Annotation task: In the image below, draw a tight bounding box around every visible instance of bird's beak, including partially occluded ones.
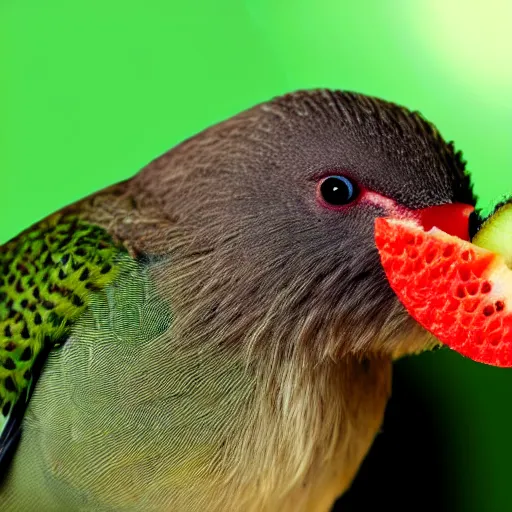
[411,203,475,241]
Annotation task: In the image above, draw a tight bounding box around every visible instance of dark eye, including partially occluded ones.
[318,176,358,207]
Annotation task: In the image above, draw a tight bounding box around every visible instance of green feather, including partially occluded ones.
[2,247,255,510]
[0,213,127,436]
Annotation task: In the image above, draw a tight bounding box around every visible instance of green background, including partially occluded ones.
[1,1,511,510]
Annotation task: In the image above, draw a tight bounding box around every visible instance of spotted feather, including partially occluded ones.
[0,213,126,466]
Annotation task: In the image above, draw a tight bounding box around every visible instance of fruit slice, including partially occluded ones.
[375,216,512,367]
[473,202,512,267]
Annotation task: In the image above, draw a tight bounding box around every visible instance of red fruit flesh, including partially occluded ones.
[375,217,512,367]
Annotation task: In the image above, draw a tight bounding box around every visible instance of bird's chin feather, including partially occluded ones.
[216,353,391,511]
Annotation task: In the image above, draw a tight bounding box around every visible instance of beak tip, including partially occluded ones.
[469,210,484,240]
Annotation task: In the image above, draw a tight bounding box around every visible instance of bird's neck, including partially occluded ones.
[217,351,392,511]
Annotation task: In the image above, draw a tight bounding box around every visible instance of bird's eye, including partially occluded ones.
[318,176,358,207]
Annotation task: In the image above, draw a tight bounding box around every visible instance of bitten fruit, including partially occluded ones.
[375,216,512,367]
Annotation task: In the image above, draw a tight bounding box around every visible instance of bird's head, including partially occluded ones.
[135,90,476,364]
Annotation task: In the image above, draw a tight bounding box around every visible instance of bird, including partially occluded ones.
[0,89,477,511]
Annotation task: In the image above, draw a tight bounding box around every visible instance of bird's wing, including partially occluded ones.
[0,212,129,475]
